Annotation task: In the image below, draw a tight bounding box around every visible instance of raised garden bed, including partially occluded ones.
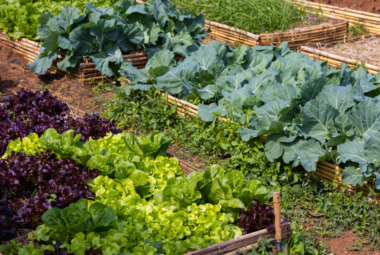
[160,93,380,206]
[138,0,348,49]
[205,19,348,49]
[298,35,380,74]
[0,89,290,254]
[0,32,185,85]
[124,39,380,207]
[291,0,380,35]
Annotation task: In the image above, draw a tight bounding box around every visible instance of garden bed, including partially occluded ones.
[291,0,380,35]
[0,88,290,254]
[157,92,380,206]
[0,32,184,85]
[205,17,348,49]
[298,35,380,74]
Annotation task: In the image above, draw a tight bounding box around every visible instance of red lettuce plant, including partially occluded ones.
[0,89,121,155]
[237,199,275,234]
[0,200,15,241]
[0,152,99,235]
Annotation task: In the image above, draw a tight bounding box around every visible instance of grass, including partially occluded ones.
[171,0,318,34]
[349,23,369,37]
[279,179,380,252]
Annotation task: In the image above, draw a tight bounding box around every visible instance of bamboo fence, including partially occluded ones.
[299,45,380,74]
[204,21,260,47]
[205,20,348,49]
[290,0,380,35]
[133,0,348,49]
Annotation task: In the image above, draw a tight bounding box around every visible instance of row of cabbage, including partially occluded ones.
[25,0,207,76]
[124,41,380,188]
[0,91,271,254]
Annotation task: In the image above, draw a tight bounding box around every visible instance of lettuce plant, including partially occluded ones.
[28,0,207,75]
[26,161,268,254]
[0,0,119,40]
[0,200,15,241]
[0,89,121,156]
[0,151,99,233]
[237,199,275,234]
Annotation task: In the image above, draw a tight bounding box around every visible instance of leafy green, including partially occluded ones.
[9,130,270,254]
[0,0,119,40]
[124,40,380,187]
[28,0,207,74]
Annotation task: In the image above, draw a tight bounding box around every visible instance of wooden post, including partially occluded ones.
[273,192,282,251]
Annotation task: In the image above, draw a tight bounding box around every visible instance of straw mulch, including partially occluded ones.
[315,35,380,66]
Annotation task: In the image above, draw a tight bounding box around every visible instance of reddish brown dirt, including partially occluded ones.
[310,0,380,14]
[316,232,380,254]
[0,45,113,113]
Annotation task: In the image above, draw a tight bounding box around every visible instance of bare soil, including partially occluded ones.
[312,35,380,67]
[317,232,380,254]
[310,0,380,14]
[0,45,113,113]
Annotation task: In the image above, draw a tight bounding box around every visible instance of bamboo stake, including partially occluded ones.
[0,40,40,55]
[204,31,259,46]
[167,99,198,112]
[260,29,348,41]
[291,0,380,18]
[0,37,40,52]
[304,6,380,23]
[300,51,379,74]
[300,46,380,72]
[0,36,39,49]
[204,20,260,40]
[292,0,380,20]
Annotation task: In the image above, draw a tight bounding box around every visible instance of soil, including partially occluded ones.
[311,35,380,66]
[0,45,113,113]
[316,232,380,254]
[310,0,380,14]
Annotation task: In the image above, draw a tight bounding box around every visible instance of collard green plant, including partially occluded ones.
[28,0,207,75]
[125,40,380,188]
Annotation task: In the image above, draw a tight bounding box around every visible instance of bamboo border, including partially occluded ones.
[290,0,380,35]
[0,32,152,85]
[299,45,380,74]
[133,0,348,49]
[204,19,348,49]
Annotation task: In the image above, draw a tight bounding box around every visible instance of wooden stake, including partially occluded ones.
[273,192,281,243]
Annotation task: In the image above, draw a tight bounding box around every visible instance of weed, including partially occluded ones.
[349,23,369,37]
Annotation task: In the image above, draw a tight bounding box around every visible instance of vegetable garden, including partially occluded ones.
[1,0,380,254]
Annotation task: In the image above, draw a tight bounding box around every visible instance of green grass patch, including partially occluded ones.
[171,0,315,34]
